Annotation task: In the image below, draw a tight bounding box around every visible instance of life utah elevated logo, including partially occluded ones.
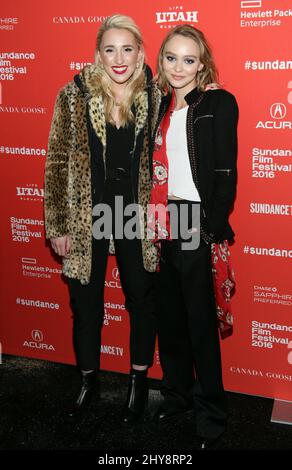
[155,4,199,29]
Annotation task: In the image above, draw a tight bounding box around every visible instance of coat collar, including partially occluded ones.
[74,64,106,148]
[75,64,148,149]
[159,86,204,111]
[184,87,204,106]
[133,89,148,141]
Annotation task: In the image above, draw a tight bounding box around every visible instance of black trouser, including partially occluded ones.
[155,200,227,439]
[68,180,156,371]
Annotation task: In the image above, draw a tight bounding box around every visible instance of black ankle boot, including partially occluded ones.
[121,369,149,424]
[67,370,98,419]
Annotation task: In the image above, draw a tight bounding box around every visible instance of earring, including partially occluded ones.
[136,63,140,69]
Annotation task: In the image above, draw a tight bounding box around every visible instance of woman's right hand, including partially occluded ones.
[50,235,72,258]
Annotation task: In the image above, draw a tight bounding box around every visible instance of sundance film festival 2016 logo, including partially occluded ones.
[251,320,292,350]
[251,147,292,180]
[103,301,124,326]
[256,102,292,129]
[10,216,43,244]
[156,5,198,29]
[23,330,55,351]
[0,51,35,81]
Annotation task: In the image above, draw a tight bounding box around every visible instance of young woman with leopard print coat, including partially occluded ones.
[44,14,161,424]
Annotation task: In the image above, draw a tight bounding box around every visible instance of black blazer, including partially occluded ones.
[158,87,239,243]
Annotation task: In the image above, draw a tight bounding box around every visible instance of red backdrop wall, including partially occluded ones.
[1,0,292,401]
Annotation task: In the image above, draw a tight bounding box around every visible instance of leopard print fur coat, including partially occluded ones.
[44,64,162,284]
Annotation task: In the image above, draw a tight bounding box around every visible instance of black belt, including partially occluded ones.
[106,167,131,180]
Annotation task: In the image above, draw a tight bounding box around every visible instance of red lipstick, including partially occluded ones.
[112,66,128,75]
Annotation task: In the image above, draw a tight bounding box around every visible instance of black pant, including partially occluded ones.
[155,201,227,439]
[68,180,156,371]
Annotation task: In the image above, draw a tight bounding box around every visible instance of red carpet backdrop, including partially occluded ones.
[0,0,291,401]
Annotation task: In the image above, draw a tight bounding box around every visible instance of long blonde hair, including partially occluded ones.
[95,14,145,127]
[157,25,218,93]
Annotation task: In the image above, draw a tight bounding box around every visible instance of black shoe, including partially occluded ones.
[67,370,98,419]
[121,369,149,424]
[153,403,193,425]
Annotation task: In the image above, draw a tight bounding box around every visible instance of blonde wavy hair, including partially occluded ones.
[95,14,145,127]
[157,25,218,93]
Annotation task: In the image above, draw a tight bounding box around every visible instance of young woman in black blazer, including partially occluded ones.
[149,25,238,448]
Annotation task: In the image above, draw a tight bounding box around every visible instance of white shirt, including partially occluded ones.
[166,106,201,202]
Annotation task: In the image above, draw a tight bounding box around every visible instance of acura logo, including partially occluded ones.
[112,268,120,280]
[270,103,286,120]
[31,330,43,342]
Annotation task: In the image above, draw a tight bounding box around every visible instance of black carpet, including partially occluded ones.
[1,354,292,458]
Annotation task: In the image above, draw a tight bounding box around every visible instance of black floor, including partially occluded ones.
[1,355,292,457]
